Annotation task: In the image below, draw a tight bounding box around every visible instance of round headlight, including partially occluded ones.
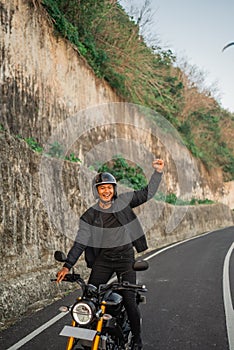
[71,301,95,325]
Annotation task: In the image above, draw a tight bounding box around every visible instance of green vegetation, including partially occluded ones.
[24,137,43,153]
[97,154,147,190]
[41,0,234,180]
[45,141,81,162]
[18,136,82,163]
[96,155,214,205]
[178,110,234,178]
[46,141,64,158]
[41,0,183,118]
[65,153,81,163]
[155,192,214,205]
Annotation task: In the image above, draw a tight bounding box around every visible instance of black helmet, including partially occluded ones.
[92,172,117,199]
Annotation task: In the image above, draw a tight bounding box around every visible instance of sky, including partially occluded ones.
[119,0,234,113]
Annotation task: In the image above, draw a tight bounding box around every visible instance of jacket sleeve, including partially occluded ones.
[133,234,148,253]
[63,241,86,270]
[63,216,91,270]
[129,170,162,208]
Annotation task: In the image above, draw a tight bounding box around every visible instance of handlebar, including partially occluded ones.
[99,280,147,295]
[51,273,84,284]
[51,274,147,294]
[115,281,147,292]
[121,281,147,290]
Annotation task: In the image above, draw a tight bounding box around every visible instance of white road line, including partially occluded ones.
[6,311,68,350]
[144,229,213,261]
[223,242,234,350]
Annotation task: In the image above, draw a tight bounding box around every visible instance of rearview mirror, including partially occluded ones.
[54,250,67,262]
[133,260,149,271]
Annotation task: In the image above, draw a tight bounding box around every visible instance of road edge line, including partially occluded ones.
[223,242,234,350]
[6,311,68,350]
[144,229,213,261]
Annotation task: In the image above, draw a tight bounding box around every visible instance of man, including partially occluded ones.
[57,158,164,349]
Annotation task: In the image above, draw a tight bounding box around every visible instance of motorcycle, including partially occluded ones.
[52,251,148,350]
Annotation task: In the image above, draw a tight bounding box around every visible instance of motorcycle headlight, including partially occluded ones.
[71,301,95,325]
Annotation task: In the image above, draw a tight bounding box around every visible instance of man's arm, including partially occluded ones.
[129,170,162,208]
[56,216,91,282]
[63,241,86,270]
[129,159,164,208]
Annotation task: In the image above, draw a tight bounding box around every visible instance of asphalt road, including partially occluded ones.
[141,226,234,350]
[1,226,233,350]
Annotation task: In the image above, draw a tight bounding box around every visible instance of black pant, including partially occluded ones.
[88,257,141,342]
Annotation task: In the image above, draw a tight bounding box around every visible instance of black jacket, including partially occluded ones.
[64,170,162,269]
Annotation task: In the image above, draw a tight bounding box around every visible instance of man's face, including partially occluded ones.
[97,184,114,202]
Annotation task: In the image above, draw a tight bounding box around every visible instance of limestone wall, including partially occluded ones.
[0,0,122,143]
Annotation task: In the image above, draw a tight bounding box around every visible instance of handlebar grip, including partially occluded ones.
[64,273,81,282]
[51,274,82,283]
[122,281,147,290]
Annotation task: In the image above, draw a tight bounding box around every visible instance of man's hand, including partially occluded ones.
[152,159,164,173]
[56,267,69,283]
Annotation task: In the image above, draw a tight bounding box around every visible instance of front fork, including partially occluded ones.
[66,320,76,350]
[65,302,107,350]
[92,302,106,350]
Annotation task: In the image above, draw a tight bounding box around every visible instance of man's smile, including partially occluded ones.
[97,184,115,202]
